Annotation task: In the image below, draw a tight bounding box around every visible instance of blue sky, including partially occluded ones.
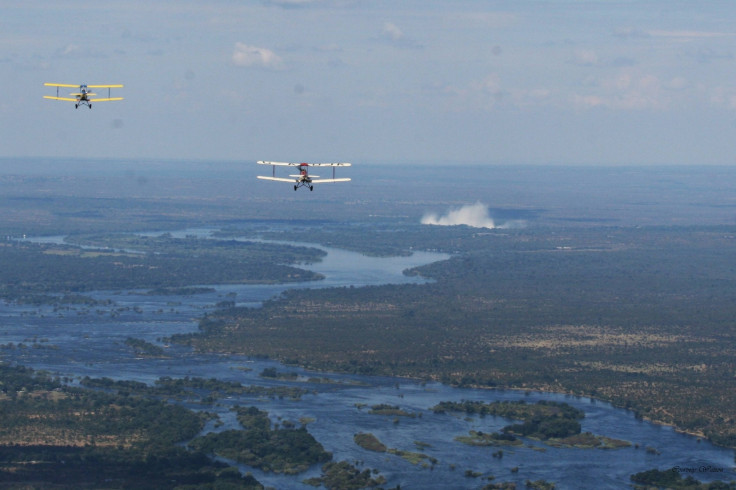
[3,0,736,165]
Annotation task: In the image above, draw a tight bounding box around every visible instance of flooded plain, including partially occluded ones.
[1,231,734,489]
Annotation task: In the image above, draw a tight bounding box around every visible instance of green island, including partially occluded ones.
[144,286,216,296]
[260,366,299,380]
[368,403,417,417]
[435,400,630,449]
[455,430,523,447]
[303,461,387,489]
[546,432,631,449]
[80,375,309,401]
[10,293,112,307]
[189,405,331,474]
[0,364,263,488]
[353,432,435,467]
[354,432,387,452]
[630,468,733,489]
[124,337,167,357]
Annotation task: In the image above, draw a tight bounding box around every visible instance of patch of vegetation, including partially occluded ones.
[353,432,387,452]
[387,448,432,465]
[11,293,112,306]
[80,375,309,401]
[525,480,556,490]
[547,431,630,449]
[189,406,332,474]
[435,400,584,440]
[481,482,518,490]
[353,432,434,466]
[368,403,416,417]
[0,238,324,301]
[630,468,733,489]
[455,430,523,447]
[303,461,386,489]
[124,337,166,357]
[260,367,299,380]
[0,364,263,489]
[145,286,216,295]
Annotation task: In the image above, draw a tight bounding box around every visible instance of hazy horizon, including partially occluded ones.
[2,156,735,230]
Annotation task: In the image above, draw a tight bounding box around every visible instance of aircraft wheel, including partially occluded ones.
[89,105,92,109]
[75,104,78,109]
[294,185,297,191]
[309,186,313,191]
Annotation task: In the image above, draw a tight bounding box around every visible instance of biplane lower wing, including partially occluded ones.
[88,97,124,102]
[257,176,298,183]
[43,96,79,102]
[257,160,351,190]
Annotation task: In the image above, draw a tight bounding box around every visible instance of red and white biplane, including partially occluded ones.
[257,161,351,191]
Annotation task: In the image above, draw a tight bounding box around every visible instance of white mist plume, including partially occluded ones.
[421,202,497,229]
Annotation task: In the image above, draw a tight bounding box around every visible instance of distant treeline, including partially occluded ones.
[0,237,324,300]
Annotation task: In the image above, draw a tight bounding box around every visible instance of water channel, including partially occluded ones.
[1,229,734,488]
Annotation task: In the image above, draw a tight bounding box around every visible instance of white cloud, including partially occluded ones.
[379,21,420,48]
[433,73,552,112]
[648,30,736,39]
[710,86,736,110]
[232,43,284,70]
[569,48,599,66]
[572,70,672,110]
[382,22,404,42]
[613,27,650,39]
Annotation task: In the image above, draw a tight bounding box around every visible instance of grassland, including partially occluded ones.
[0,365,264,488]
[175,225,736,448]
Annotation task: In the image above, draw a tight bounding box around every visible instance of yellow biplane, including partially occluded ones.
[43,83,123,109]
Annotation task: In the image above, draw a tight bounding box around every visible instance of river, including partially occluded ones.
[2,229,734,489]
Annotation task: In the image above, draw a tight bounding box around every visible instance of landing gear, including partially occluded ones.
[294,185,298,191]
[309,185,313,191]
[75,104,78,109]
[89,104,92,109]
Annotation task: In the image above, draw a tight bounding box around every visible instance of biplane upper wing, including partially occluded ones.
[257,161,297,166]
[44,83,123,102]
[44,83,124,88]
[257,161,351,167]
[309,178,351,183]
